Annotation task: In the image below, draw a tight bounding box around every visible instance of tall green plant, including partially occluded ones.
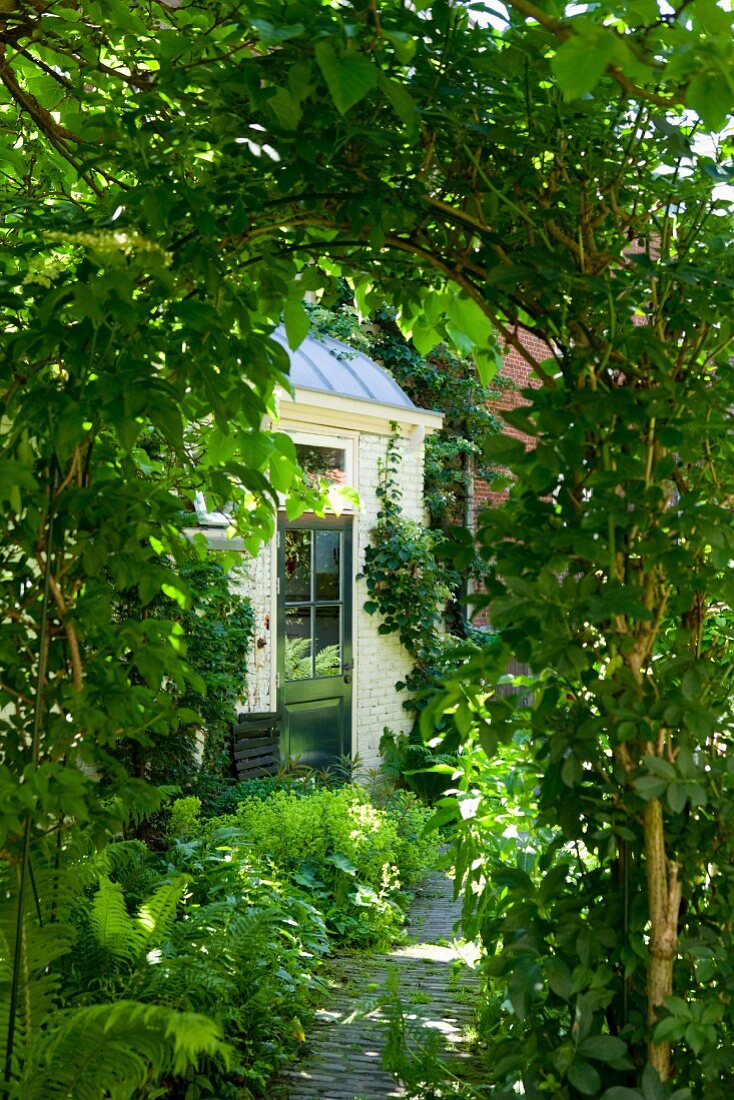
[424,325,734,1093]
[363,433,452,666]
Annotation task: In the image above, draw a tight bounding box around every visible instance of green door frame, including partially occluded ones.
[276,514,353,766]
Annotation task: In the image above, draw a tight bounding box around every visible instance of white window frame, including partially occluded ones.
[287,429,357,506]
[193,491,232,528]
[194,431,357,527]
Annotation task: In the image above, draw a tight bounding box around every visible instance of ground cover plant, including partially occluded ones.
[175,782,440,946]
[1,1,732,1097]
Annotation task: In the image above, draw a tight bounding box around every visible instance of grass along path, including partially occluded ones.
[276,870,480,1100]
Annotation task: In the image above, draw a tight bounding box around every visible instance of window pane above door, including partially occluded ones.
[295,443,346,489]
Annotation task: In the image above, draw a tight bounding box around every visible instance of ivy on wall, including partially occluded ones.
[362,432,452,667]
[308,301,503,534]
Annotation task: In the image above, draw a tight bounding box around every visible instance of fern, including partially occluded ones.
[88,874,187,967]
[89,877,137,963]
[135,875,187,950]
[0,902,74,1058]
[285,637,341,680]
[18,1000,231,1099]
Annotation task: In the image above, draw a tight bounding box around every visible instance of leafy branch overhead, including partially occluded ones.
[1,0,733,1097]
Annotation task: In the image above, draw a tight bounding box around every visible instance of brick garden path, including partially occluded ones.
[278,871,480,1099]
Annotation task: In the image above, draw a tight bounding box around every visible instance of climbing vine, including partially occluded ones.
[362,433,487,800]
[308,301,503,534]
[362,432,451,666]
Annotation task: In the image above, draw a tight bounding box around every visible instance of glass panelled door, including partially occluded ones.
[277,517,353,766]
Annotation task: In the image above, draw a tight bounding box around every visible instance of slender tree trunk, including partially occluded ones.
[644,797,682,1080]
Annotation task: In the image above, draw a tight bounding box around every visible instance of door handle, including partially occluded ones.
[343,673,352,684]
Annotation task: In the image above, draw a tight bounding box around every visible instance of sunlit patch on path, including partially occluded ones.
[278,871,480,1099]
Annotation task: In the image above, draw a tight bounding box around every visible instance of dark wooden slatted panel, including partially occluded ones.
[232,713,281,780]
[234,737,280,759]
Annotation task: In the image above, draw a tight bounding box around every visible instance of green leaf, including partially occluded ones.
[0,460,38,500]
[643,755,676,780]
[663,995,692,1019]
[578,1035,628,1062]
[284,298,310,350]
[251,19,305,45]
[687,71,732,132]
[377,71,418,132]
[326,852,358,875]
[445,293,494,352]
[508,959,542,1020]
[667,781,687,814]
[633,775,668,801]
[315,43,377,115]
[267,87,303,130]
[641,1063,665,1100]
[568,1060,601,1095]
[551,32,620,99]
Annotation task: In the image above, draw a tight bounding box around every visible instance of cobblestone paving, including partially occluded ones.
[278,871,479,1100]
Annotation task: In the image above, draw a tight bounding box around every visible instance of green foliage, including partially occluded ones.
[362,433,452,662]
[285,636,340,680]
[167,796,204,844]
[0,0,732,1094]
[0,841,233,1099]
[309,303,503,532]
[380,728,457,805]
[363,435,499,797]
[194,775,280,818]
[424,378,734,1093]
[57,838,328,1098]
[178,784,439,945]
[114,555,254,788]
[19,1002,230,1100]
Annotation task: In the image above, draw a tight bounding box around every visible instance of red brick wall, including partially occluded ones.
[471,327,551,625]
[473,326,549,522]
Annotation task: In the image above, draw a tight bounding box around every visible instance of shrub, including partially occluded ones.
[380,727,458,804]
[171,784,439,945]
[167,795,203,842]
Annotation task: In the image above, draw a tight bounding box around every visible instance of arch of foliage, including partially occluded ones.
[0,0,732,1096]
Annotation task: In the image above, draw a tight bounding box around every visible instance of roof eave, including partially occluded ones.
[278,385,444,433]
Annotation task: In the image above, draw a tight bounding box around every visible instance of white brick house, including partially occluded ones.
[199,328,442,773]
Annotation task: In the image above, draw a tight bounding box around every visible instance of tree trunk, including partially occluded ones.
[644,797,682,1080]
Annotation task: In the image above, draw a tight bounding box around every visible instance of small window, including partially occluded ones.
[288,431,356,504]
[295,442,346,488]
